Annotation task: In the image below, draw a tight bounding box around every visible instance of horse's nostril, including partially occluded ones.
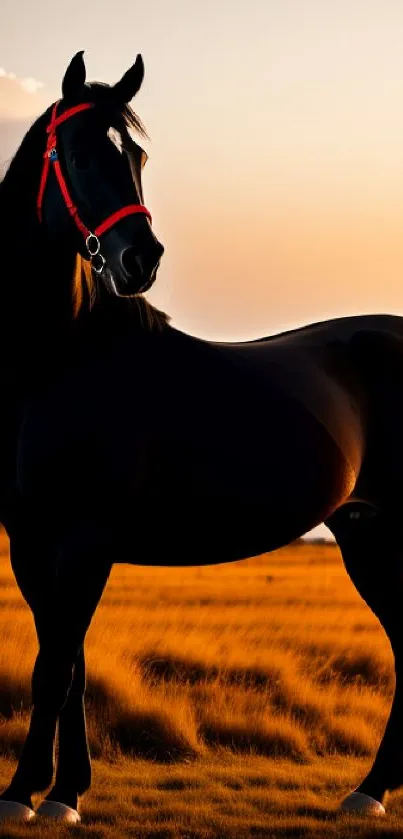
[121,247,142,279]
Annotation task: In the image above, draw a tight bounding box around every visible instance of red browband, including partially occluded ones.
[36,100,152,263]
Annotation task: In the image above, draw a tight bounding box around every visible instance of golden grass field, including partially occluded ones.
[0,528,402,838]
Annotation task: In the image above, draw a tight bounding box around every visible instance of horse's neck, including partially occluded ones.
[0,236,79,528]
[0,125,85,523]
[0,233,78,382]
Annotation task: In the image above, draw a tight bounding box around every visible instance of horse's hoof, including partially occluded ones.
[36,799,81,822]
[339,791,385,816]
[0,800,36,821]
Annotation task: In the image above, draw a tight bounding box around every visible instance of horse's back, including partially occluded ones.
[208,313,403,476]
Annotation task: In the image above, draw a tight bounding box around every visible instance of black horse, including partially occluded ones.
[0,51,401,822]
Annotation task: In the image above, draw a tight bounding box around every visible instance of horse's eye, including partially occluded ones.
[71,150,91,170]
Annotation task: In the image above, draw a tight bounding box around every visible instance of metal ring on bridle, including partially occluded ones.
[90,253,106,274]
[85,233,101,257]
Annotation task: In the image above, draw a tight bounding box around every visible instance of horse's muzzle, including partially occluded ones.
[100,216,164,296]
[120,240,164,294]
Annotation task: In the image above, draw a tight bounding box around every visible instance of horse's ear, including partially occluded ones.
[113,55,144,103]
[62,51,86,99]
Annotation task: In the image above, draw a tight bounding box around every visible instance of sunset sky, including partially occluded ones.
[2,1,403,539]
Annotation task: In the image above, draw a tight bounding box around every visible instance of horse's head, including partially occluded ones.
[38,51,164,296]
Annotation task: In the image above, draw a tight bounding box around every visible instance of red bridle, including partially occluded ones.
[36,100,152,272]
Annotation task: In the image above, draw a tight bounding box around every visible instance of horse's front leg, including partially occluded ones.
[38,645,91,816]
[0,526,111,821]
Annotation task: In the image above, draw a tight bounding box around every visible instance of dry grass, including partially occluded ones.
[0,529,401,837]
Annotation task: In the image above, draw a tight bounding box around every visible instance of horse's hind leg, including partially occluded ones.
[325,501,403,814]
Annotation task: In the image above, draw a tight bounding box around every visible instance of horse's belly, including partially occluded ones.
[113,499,289,565]
[110,399,354,566]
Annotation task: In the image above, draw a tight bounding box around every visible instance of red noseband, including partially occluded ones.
[36,100,152,272]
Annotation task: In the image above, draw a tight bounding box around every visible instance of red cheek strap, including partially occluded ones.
[36,100,152,249]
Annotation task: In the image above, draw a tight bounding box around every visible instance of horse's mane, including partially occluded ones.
[0,84,170,334]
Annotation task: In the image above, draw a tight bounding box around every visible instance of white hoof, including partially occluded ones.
[36,799,81,822]
[339,791,386,816]
[0,800,36,821]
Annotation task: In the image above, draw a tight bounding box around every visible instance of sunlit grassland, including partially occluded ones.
[0,528,402,838]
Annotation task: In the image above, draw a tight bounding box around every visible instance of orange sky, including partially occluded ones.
[2,0,403,538]
[2,1,403,339]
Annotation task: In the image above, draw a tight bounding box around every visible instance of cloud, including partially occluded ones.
[0,67,44,95]
[20,77,45,94]
[0,69,48,167]
[0,69,16,80]
[0,68,47,122]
